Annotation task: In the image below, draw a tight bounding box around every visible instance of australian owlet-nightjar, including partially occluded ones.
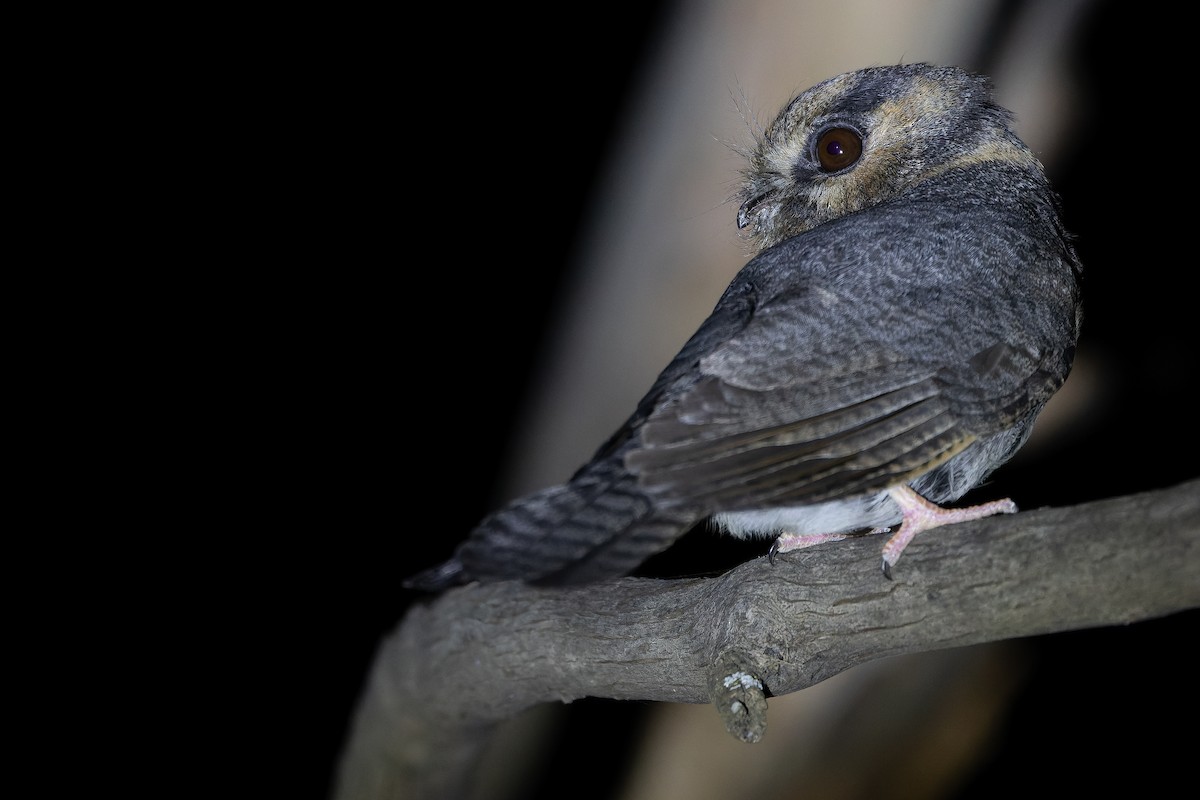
[408,62,1083,589]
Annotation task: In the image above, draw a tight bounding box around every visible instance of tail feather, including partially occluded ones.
[405,455,701,589]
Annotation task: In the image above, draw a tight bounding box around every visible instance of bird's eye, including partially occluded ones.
[815,127,863,172]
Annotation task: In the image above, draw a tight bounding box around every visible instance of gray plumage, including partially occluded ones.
[407,63,1082,590]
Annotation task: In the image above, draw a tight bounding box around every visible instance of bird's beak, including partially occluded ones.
[737,194,767,229]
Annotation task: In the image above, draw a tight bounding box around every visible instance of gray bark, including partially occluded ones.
[333,478,1200,800]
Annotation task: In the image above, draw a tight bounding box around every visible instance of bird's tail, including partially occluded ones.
[404,455,701,590]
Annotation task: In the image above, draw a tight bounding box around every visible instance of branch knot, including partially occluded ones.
[708,649,768,743]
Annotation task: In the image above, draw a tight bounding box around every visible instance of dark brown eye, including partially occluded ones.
[815,127,862,172]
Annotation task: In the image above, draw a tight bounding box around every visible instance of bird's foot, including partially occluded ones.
[877,485,1018,579]
[768,531,849,564]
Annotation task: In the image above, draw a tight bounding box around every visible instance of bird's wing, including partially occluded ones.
[626,206,1072,511]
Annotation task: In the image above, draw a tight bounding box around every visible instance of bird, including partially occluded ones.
[407,62,1083,590]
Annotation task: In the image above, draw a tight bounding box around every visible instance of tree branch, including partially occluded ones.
[333,479,1200,800]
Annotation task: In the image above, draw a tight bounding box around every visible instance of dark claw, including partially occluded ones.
[881,558,893,581]
[768,539,780,565]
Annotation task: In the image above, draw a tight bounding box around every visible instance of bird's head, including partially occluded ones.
[737,63,1043,251]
